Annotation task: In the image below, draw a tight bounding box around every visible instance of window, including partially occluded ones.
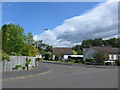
[118,55,120,59]
[111,55,114,59]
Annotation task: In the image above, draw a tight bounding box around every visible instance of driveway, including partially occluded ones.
[2,62,118,88]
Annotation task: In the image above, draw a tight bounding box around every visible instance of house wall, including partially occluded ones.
[83,48,97,60]
[53,55,55,60]
[36,55,42,58]
[109,54,120,60]
[53,55,83,60]
[64,55,69,60]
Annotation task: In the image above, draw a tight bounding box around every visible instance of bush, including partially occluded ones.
[21,44,38,56]
[2,52,10,61]
[115,59,120,66]
[86,58,95,63]
[22,66,26,69]
[55,53,60,61]
[25,57,31,70]
[105,62,111,65]
[44,52,51,60]
[10,52,22,56]
[40,58,44,61]
[73,60,80,63]
[13,65,21,70]
[94,51,108,65]
[72,50,78,55]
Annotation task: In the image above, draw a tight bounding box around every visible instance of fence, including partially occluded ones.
[2,56,36,72]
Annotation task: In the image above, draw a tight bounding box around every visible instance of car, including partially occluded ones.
[104,60,115,63]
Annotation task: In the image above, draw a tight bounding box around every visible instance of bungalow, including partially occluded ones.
[83,46,120,61]
[52,47,83,60]
[35,52,42,61]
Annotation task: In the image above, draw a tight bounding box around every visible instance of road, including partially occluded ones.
[2,62,118,88]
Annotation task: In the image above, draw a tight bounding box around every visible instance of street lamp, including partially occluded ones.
[37,29,49,49]
[35,29,49,67]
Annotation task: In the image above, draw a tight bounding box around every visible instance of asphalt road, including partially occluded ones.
[2,62,118,88]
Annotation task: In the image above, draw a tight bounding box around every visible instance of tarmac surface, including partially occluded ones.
[2,61,118,88]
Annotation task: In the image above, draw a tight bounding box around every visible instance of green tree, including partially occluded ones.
[93,38,103,46]
[94,51,108,65]
[26,32,34,45]
[72,50,78,55]
[115,38,120,48]
[72,45,83,55]
[45,45,53,52]
[82,39,94,48]
[1,24,9,53]
[21,44,38,56]
[1,24,26,54]
[55,53,60,61]
[108,38,116,47]
[44,52,51,60]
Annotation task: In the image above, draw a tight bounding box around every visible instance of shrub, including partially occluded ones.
[44,52,51,60]
[21,44,38,56]
[73,60,80,63]
[2,52,10,61]
[22,66,26,69]
[10,52,22,56]
[13,65,21,70]
[94,51,108,65]
[72,50,78,55]
[115,59,120,66]
[40,58,44,61]
[105,62,111,65]
[25,57,31,70]
[55,53,60,61]
[86,58,95,63]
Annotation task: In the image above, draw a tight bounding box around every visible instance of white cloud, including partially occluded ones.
[34,0,118,47]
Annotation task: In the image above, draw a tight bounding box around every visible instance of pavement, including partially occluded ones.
[2,62,50,81]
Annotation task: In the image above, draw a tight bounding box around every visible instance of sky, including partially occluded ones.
[2,0,118,47]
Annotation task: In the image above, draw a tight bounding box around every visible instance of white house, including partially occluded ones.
[52,47,83,60]
[83,46,120,61]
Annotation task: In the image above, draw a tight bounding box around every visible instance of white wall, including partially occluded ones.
[64,55,69,60]
[63,55,83,60]
[109,54,120,60]
[52,55,55,60]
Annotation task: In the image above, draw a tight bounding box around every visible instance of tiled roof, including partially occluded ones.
[52,47,72,55]
[92,46,120,54]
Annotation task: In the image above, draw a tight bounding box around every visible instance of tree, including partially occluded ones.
[72,50,78,55]
[108,38,116,47]
[115,38,120,48]
[72,45,83,55]
[45,45,52,52]
[21,44,38,56]
[82,39,94,48]
[1,24,26,54]
[1,24,9,53]
[115,59,120,66]
[26,32,34,45]
[94,51,108,65]
[55,53,60,61]
[44,52,51,60]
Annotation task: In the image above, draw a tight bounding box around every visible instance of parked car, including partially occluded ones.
[104,60,115,63]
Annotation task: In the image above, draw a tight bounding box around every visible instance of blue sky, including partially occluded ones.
[2,2,100,35]
[2,1,118,47]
